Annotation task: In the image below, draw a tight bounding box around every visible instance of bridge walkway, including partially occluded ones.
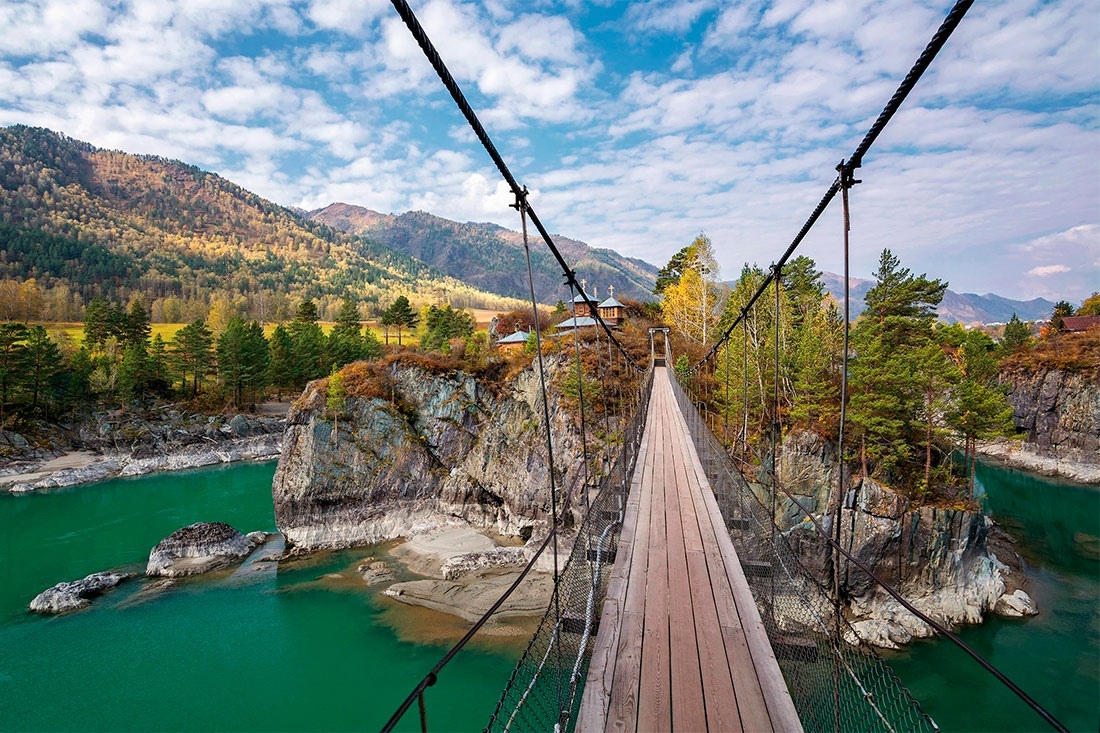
[576,367,802,732]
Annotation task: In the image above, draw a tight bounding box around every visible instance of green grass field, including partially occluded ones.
[44,322,392,347]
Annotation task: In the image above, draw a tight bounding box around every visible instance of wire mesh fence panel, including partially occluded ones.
[487,370,653,733]
[668,374,938,733]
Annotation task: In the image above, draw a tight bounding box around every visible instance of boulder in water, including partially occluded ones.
[29,571,134,614]
[994,589,1039,617]
[146,522,259,577]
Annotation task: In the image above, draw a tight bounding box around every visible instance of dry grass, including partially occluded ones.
[1002,328,1100,373]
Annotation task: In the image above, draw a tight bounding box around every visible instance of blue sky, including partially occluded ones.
[2,0,1097,303]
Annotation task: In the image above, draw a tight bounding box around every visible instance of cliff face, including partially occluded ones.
[775,431,1032,648]
[1000,367,1100,467]
[272,358,591,550]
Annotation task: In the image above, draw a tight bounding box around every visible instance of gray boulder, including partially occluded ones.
[29,571,134,614]
[147,522,258,577]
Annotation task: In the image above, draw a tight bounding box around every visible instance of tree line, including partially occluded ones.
[0,289,504,421]
[659,241,1094,501]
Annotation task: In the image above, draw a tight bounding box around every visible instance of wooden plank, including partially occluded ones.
[686,548,743,733]
[662,398,707,732]
[637,395,671,733]
[605,611,644,733]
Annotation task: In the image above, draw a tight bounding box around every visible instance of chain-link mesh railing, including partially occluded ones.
[667,372,938,732]
[486,368,654,732]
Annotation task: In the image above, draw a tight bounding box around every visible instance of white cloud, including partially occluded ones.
[307,0,388,33]
[1027,265,1071,277]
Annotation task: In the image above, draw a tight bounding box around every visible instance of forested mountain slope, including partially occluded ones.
[0,126,507,312]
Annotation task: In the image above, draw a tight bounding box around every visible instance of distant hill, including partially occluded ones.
[819,272,1056,324]
[310,203,659,302]
[0,125,511,312]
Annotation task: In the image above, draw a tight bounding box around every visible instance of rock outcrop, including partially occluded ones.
[146,522,260,577]
[774,431,1036,649]
[984,364,1100,484]
[29,570,134,614]
[273,357,595,550]
[2,412,285,494]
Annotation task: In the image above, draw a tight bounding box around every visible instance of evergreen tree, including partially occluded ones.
[1049,300,1074,332]
[172,319,214,396]
[147,333,171,396]
[947,336,1014,496]
[83,295,112,348]
[848,249,948,490]
[63,346,95,412]
[383,296,417,346]
[327,298,364,368]
[288,299,327,385]
[420,304,475,352]
[20,325,63,415]
[106,303,129,342]
[117,340,149,403]
[1000,313,1031,353]
[361,324,383,361]
[654,245,692,296]
[123,299,151,347]
[0,323,29,418]
[217,317,269,405]
[267,324,295,394]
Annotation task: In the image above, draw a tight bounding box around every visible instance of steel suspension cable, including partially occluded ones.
[389,0,643,373]
[691,0,974,373]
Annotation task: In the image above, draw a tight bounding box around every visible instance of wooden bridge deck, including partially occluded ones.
[576,367,802,732]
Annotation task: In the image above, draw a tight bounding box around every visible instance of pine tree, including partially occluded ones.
[947,336,1014,496]
[288,299,327,385]
[123,299,151,347]
[384,296,417,347]
[217,317,269,405]
[0,323,29,418]
[267,324,295,394]
[83,295,112,349]
[172,319,214,396]
[420,304,475,352]
[327,298,364,368]
[848,249,948,490]
[1000,313,1031,353]
[21,325,63,415]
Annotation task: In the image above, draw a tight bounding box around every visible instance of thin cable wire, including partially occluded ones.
[691,0,974,373]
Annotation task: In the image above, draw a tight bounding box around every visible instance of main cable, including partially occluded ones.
[389,0,643,373]
[692,0,974,372]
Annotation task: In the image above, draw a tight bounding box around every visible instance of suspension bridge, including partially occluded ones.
[379,0,1070,730]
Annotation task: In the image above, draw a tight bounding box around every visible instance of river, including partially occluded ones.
[0,462,519,732]
[885,460,1099,732]
[0,458,1095,731]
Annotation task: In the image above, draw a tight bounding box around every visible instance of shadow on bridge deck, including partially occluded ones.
[577,366,803,732]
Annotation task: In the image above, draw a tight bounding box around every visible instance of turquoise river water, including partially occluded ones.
[0,458,1096,731]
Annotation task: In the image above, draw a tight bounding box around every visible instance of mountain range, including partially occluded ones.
[0,125,1059,325]
[818,273,1056,325]
[308,203,658,302]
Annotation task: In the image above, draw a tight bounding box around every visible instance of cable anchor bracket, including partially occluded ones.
[836,159,862,190]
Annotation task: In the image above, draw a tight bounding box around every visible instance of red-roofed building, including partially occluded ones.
[1062,315,1100,332]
